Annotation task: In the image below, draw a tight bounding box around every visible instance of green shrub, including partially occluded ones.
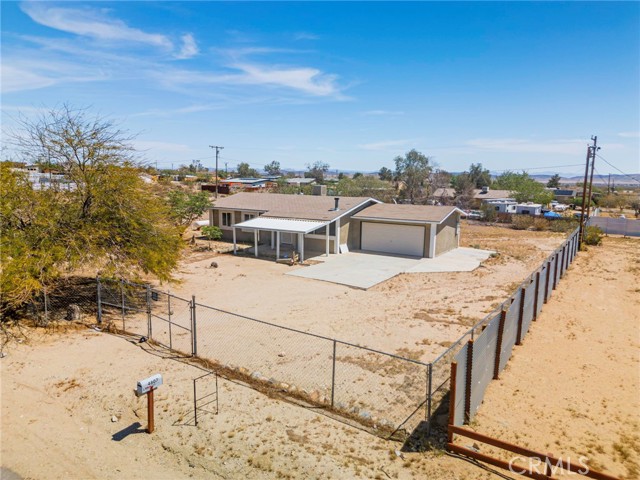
[481,204,497,222]
[583,226,603,246]
[511,215,534,230]
[201,225,223,241]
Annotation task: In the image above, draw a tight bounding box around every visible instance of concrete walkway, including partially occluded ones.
[286,247,494,289]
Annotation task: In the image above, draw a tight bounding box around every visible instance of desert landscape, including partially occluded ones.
[4,223,638,479]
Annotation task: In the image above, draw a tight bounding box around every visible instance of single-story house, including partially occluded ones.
[515,203,542,216]
[286,178,317,186]
[431,187,514,208]
[209,193,379,260]
[350,203,463,258]
[208,193,463,261]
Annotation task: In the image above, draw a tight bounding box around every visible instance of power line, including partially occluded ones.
[595,154,640,184]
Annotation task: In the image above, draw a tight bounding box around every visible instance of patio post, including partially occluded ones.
[276,231,280,260]
[232,227,237,254]
[270,231,274,248]
[325,226,330,257]
[299,233,304,262]
[334,218,340,254]
[254,230,258,257]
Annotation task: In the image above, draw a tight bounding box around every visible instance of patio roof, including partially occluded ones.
[233,217,327,234]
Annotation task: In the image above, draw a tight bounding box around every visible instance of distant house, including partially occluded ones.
[548,188,577,203]
[286,178,316,186]
[208,192,463,261]
[515,203,542,216]
[431,186,514,208]
[484,199,517,214]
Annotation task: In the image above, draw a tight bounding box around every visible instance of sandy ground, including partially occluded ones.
[169,222,568,363]
[466,236,640,479]
[2,229,637,480]
[2,326,503,480]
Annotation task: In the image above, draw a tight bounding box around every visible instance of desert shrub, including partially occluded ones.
[480,204,497,222]
[548,218,579,233]
[511,215,534,230]
[496,212,512,224]
[583,226,603,246]
[201,225,223,241]
[532,218,549,231]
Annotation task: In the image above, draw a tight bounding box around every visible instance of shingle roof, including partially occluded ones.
[351,204,462,223]
[211,192,375,221]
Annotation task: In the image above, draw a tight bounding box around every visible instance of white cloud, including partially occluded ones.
[1,65,55,93]
[21,2,172,49]
[232,63,340,97]
[176,34,199,59]
[358,139,414,151]
[618,131,640,138]
[293,32,320,41]
[362,110,404,116]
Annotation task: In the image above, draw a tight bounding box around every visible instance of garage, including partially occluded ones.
[361,222,425,257]
[352,203,464,258]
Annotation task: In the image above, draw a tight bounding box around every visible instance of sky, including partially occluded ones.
[2,1,639,177]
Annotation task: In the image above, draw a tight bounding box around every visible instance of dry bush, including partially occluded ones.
[532,218,549,231]
[511,215,534,230]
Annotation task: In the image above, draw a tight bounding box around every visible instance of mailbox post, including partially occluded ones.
[136,374,163,433]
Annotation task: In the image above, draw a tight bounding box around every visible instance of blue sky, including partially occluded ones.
[2,1,639,175]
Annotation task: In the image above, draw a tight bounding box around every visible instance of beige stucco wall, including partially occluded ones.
[424,224,432,258]
[348,219,362,250]
[435,213,460,256]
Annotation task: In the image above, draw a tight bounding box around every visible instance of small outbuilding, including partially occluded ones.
[350,204,464,258]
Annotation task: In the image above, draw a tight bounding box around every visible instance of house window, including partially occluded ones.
[221,212,232,227]
[495,206,500,211]
[521,210,530,215]
[243,213,255,222]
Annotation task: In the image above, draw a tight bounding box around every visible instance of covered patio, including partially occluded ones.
[232,217,331,262]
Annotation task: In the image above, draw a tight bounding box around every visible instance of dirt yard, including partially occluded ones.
[170,222,568,363]
[465,236,640,479]
[2,326,502,480]
[2,228,637,479]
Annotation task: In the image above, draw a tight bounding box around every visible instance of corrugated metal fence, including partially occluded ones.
[450,227,580,426]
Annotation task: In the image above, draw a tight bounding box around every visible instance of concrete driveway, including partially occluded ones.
[286,247,494,289]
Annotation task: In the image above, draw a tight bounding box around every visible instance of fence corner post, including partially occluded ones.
[191,295,197,357]
[96,277,102,324]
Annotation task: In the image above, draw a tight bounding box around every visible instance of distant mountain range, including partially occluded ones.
[527,173,640,186]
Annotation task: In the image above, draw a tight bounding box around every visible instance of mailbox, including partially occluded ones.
[136,374,163,396]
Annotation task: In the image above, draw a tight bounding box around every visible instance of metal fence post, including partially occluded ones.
[516,287,526,345]
[533,271,541,321]
[168,293,173,351]
[331,340,337,408]
[43,288,49,324]
[464,339,473,425]
[494,308,507,379]
[146,284,152,339]
[191,295,197,357]
[193,378,198,427]
[96,277,102,324]
[426,363,433,436]
[120,280,126,331]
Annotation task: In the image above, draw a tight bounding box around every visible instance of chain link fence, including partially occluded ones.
[19,227,580,442]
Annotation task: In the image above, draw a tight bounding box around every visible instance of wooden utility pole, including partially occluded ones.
[578,136,599,245]
[584,136,598,224]
[209,145,224,198]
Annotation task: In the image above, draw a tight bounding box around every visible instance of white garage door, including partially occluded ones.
[361,222,425,257]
